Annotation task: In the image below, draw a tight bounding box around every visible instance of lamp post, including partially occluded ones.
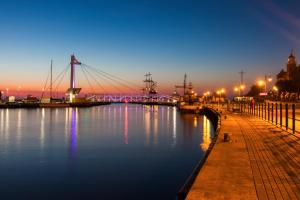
[203,91,210,103]
[234,87,239,97]
[234,85,245,100]
[258,76,272,96]
[217,89,225,107]
[265,75,272,92]
[273,86,278,100]
[240,85,245,96]
[216,90,220,107]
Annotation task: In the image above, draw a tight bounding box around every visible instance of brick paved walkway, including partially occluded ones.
[186,112,300,200]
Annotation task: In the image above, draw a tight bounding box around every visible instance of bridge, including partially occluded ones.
[40,54,178,105]
[88,94,177,103]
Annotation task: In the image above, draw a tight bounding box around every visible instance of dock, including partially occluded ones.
[186,108,300,199]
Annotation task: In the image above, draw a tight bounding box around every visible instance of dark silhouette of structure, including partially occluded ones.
[277,50,297,81]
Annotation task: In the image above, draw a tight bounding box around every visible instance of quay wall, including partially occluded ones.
[177,107,221,199]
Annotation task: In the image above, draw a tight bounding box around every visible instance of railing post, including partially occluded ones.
[292,104,295,133]
[280,103,282,127]
[265,102,267,120]
[285,103,288,130]
[275,103,278,125]
[271,103,274,123]
[247,103,249,114]
[267,102,270,121]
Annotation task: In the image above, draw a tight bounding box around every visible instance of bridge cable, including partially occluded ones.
[82,65,127,94]
[40,68,51,100]
[82,64,140,92]
[81,65,108,94]
[53,66,70,97]
[80,65,95,95]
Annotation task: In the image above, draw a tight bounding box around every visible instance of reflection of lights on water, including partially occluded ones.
[5,109,9,140]
[0,110,4,136]
[172,107,177,146]
[193,116,198,127]
[144,107,150,145]
[17,109,22,145]
[69,108,78,158]
[65,108,69,140]
[153,106,158,145]
[201,116,211,151]
[124,105,128,144]
[40,108,45,149]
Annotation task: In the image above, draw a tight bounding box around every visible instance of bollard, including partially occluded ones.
[271,103,273,123]
[280,103,282,127]
[224,133,231,142]
[275,103,278,125]
[268,103,270,121]
[285,103,288,130]
[265,103,267,120]
[292,104,295,133]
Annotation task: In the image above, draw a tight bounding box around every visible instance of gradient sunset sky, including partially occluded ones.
[0,0,300,95]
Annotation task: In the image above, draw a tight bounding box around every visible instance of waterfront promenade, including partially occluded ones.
[186,108,300,199]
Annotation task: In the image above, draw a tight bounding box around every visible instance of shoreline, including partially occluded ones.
[177,107,222,199]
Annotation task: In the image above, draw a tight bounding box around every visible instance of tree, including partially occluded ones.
[245,84,260,97]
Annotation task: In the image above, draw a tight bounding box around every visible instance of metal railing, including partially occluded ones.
[229,101,299,134]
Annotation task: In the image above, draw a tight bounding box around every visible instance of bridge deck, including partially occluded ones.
[186,110,300,200]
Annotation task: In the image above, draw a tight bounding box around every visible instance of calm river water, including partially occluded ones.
[0,104,214,200]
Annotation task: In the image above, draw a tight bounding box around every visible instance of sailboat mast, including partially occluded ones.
[50,60,53,99]
[183,73,187,95]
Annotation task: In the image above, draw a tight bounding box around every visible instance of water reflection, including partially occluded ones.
[144,106,151,145]
[69,108,78,159]
[17,109,22,146]
[0,105,215,199]
[124,105,128,144]
[172,107,177,146]
[40,108,45,149]
[201,116,211,151]
[5,109,9,141]
[193,116,198,127]
[0,110,3,135]
[153,106,158,145]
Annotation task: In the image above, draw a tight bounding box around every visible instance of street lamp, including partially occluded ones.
[216,89,225,107]
[265,75,272,92]
[240,85,245,96]
[272,86,278,100]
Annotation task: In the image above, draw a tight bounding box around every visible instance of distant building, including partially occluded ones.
[277,51,297,81]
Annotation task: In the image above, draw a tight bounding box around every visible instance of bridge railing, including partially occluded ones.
[229,101,299,134]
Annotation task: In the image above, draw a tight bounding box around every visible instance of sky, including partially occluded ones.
[0,0,300,96]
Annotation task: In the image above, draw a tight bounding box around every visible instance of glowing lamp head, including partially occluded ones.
[234,87,238,92]
[273,86,278,91]
[258,80,264,86]
[268,77,272,82]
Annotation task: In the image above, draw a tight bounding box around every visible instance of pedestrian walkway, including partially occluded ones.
[186,111,300,200]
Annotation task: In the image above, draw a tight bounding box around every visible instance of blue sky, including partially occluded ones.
[0,0,300,94]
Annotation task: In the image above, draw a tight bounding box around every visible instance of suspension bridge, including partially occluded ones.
[39,54,178,106]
